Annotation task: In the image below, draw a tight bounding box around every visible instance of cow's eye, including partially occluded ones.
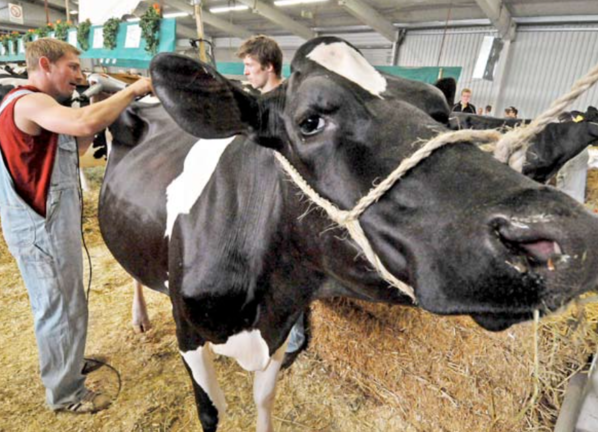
[299,115,326,136]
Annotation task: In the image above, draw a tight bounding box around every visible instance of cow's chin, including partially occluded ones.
[469,311,534,332]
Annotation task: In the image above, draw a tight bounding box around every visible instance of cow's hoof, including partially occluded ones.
[132,320,152,334]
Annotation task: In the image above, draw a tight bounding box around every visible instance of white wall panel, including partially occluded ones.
[397,27,499,114]
[499,26,598,117]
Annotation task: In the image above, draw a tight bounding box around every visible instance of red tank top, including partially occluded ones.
[0,85,59,217]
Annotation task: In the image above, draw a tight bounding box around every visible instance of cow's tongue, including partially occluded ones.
[518,240,560,263]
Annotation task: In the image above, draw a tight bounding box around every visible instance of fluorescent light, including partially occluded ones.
[126,17,141,22]
[209,5,249,13]
[274,0,328,6]
[70,10,78,15]
[163,12,190,18]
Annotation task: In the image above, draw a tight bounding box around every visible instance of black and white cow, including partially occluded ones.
[99,37,598,432]
[449,108,598,183]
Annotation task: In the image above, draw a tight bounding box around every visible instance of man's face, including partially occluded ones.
[243,55,270,91]
[460,91,471,104]
[47,52,84,100]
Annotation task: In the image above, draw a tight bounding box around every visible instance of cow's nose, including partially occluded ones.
[489,215,563,265]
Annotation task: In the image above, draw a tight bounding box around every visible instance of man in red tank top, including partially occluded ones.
[0,38,152,414]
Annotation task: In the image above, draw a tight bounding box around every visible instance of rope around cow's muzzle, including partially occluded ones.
[274,61,598,303]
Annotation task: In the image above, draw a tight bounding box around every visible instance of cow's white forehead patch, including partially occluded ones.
[306,42,387,98]
[165,137,235,238]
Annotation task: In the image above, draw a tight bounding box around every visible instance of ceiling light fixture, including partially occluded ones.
[274,0,328,6]
[163,12,190,18]
[209,5,250,13]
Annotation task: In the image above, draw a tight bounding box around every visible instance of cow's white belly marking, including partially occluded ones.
[307,41,387,98]
[212,329,272,372]
[165,137,235,238]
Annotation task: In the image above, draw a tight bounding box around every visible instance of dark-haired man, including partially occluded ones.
[237,34,283,93]
[236,35,307,368]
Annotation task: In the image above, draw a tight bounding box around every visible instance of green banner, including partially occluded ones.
[216,62,461,84]
[0,18,176,65]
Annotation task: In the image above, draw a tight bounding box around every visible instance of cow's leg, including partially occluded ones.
[131,279,151,333]
[253,339,288,432]
[181,343,227,432]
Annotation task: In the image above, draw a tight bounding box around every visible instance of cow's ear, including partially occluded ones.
[435,77,456,108]
[150,53,259,139]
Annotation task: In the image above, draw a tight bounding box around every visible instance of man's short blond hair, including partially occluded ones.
[461,88,472,95]
[26,38,81,71]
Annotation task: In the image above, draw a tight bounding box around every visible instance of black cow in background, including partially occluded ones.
[98,36,598,432]
[449,107,598,183]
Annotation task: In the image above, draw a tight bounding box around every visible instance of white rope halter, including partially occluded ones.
[274,61,598,303]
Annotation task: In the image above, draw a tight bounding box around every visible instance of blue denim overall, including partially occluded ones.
[0,90,88,409]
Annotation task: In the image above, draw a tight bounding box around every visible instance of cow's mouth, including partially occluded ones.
[493,216,568,274]
[463,217,571,332]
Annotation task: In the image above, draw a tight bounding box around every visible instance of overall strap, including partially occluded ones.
[0,89,34,115]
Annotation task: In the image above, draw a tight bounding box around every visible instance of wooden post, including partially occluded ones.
[65,0,70,20]
[193,0,208,63]
[44,0,50,24]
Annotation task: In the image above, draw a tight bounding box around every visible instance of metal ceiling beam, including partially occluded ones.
[177,23,200,40]
[474,0,516,40]
[337,0,397,42]
[236,0,315,40]
[166,0,252,39]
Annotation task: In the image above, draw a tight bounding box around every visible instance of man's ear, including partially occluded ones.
[39,56,52,74]
[150,53,261,139]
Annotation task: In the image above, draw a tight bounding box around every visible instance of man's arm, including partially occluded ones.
[14,78,152,138]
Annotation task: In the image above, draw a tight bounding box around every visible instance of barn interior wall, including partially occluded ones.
[212,24,598,118]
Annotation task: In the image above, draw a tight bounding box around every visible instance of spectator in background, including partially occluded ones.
[477,107,484,115]
[452,88,476,114]
[504,106,519,118]
[485,105,492,116]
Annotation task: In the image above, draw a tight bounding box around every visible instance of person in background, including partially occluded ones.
[452,88,476,114]
[0,38,152,414]
[504,106,519,118]
[484,105,492,116]
[237,34,283,93]
[477,107,484,115]
[236,35,308,369]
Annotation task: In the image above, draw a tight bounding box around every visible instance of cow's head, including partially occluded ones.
[150,37,598,331]
[449,108,598,183]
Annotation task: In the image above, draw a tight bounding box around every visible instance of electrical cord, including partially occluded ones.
[75,145,123,401]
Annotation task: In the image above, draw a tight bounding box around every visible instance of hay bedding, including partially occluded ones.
[0,166,597,432]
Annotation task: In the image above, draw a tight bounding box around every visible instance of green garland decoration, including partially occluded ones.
[139,3,161,55]
[22,30,35,44]
[8,31,20,53]
[0,35,9,53]
[34,24,52,39]
[103,17,121,50]
[54,20,73,41]
[77,19,91,51]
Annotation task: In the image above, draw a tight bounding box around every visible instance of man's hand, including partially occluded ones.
[128,77,153,98]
